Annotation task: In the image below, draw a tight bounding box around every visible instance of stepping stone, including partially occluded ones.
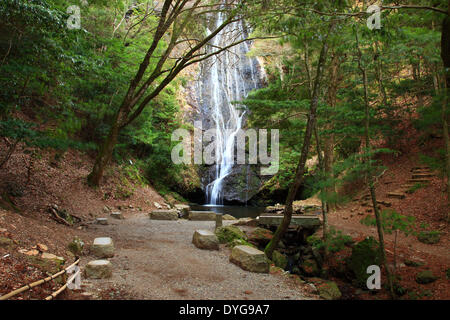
[84,260,112,279]
[96,218,108,225]
[91,237,114,258]
[149,209,178,221]
[412,173,434,179]
[188,211,216,221]
[387,192,406,199]
[110,212,124,220]
[192,230,219,250]
[174,204,190,218]
[229,245,270,273]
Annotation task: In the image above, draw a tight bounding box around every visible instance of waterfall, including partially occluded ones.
[200,11,263,205]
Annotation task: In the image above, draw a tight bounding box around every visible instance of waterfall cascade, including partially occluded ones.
[198,11,264,205]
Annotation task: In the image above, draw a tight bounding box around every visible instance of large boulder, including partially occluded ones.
[149,209,178,221]
[91,237,115,258]
[230,245,270,273]
[248,227,273,246]
[85,260,113,279]
[348,237,381,288]
[215,225,247,244]
[188,211,216,221]
[223,214,237,220]
[192,230,219,250]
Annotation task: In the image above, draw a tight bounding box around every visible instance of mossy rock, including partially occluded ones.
[215,225,247,244]
[404,259,425,267]
[25,255,65,283]
[67,237,84,257]
[316,280,342,300]
[417,231,440,244]
[348,237,381,288]
[228,238,254,248]
[416,270,439,284]
[272,250,288,270]
[248,227,273,246]
[0,237,15,249]
[300,258,320,276]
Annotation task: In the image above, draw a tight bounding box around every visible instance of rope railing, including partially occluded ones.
[0,258,81,301]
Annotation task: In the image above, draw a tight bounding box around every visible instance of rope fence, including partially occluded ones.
[0,258,81,300]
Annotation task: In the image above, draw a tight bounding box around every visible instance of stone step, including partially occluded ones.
[149,209,178,221]
[411,169,431,174]
[377,200,392,207]
[188,211,216,221]
[411,166,430,171]
[412,173,434,179]
[387,192,406,199]
[408,178,431,184]
[258,214,321,228]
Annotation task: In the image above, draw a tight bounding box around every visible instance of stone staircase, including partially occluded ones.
[387,166,434,199]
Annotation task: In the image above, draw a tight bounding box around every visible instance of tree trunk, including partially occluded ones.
[265,22,335,259]
[355,29,395,299]
[324,52,341,211]
[441,8,450,219]
[87,110,123,186]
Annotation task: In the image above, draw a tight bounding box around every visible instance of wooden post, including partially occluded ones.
[215,214,223,230]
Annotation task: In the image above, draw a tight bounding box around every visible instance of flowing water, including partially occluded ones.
[201,11,263,205]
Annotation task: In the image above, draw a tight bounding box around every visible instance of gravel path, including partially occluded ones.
[81,213,316,300]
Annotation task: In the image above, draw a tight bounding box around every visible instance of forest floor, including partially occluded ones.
[325,151,449,300]
[0,144,317,300]
[0,141,448,300]
[73,216,318,300]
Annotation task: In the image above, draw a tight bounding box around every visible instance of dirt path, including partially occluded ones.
[80,213,316,300]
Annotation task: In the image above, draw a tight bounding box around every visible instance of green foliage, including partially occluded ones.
[348,237,382,288]
[417,230,441,244]
[406,182,427,194]
[307,226,353,254]
[360,209,416,237]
